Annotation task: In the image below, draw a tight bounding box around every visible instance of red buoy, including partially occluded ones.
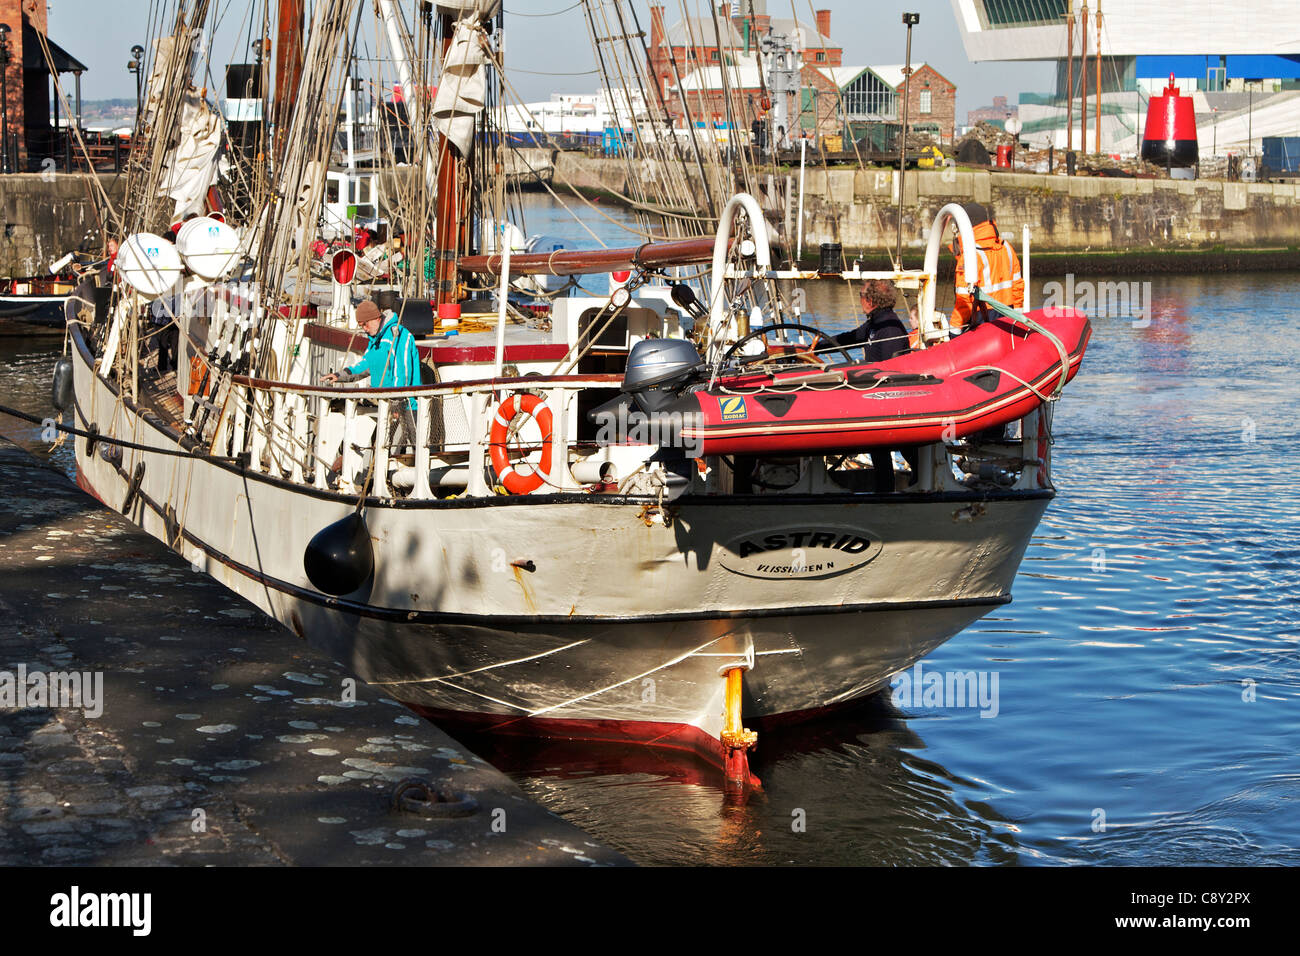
[1141,73,1198,168]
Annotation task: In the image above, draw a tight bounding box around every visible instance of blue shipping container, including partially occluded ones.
[1263,136,1300,174]
[602,127,631,157]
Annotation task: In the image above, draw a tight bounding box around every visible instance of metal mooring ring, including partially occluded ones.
[391,777,479,818]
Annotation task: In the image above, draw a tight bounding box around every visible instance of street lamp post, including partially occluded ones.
[0,23,12,174]
[128,44,145,125]
[896,12,919,267]
[1247,88,1254,160]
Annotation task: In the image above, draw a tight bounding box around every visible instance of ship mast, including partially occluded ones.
[1065,0,1073,158]
[376,0,437,189]
[433,8,463,309]
[1079,2,1088,155]
[1095,1,1102,155]
[273,0,304,165]
[377,1,474,308]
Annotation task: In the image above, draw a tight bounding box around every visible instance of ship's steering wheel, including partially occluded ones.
[722,322,856,367]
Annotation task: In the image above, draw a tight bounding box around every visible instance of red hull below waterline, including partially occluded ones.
[682,309,1090,456]
[407,705,762,788]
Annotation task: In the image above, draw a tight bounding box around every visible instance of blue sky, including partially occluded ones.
[43,0,1052,118]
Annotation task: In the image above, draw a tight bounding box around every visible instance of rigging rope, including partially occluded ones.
[507,1,585,16]
[972,289,1071,401]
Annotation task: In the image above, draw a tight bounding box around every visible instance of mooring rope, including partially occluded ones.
[0,402,240,464]
[971,289,1072,401]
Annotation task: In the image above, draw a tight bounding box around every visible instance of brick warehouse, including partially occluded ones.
[645,5,956,148]
[647,2,840,137]
[0,0,87,171]
[902,63,957,144]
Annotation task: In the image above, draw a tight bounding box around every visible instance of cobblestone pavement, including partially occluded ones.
[0,441,627,866]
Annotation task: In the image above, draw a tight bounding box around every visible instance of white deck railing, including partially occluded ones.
[211,372,1052,500]
[217,373,623,499]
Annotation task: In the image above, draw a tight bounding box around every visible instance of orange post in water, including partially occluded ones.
[720,667,758,788]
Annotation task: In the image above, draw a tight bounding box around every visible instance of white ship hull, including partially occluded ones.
[69,322,1049,766]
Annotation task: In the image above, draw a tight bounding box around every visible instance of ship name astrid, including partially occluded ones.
[733,531,873,557]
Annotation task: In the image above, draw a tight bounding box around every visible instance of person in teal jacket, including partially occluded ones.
[322,299,421,404]
[321,298,421,450]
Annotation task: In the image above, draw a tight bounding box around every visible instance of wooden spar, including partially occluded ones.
[273,0,304,165]
[459,237,717,278]
[433,10,461,308]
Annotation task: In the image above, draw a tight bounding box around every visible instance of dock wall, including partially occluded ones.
[551,153,1300,258]
[0,174,124,278]
[5,162,1300,279]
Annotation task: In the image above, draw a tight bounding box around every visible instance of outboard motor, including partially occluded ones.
[588,339,705,464]
[621,338,705,414]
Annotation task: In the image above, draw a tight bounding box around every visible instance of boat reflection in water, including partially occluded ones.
[447,691,1026,866]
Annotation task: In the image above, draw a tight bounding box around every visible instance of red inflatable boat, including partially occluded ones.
[680,308,1091,456]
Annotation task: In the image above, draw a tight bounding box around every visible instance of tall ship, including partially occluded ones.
[55,0,1089,788]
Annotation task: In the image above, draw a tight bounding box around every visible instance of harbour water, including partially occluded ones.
[2,193,1297,866]
[492,269,1300,866]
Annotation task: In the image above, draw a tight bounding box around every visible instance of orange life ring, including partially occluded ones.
[489,393,554,494]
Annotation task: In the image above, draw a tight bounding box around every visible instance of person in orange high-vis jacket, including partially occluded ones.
[950,203,1023,330]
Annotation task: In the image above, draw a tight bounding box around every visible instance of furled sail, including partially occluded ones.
[435,1,501,17]
[292,160,326,251]
[430,18,487,155]
[159,91,223,220]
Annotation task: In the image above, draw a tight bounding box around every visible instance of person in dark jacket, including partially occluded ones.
[834,279,911,363]
[834,279,915,492]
